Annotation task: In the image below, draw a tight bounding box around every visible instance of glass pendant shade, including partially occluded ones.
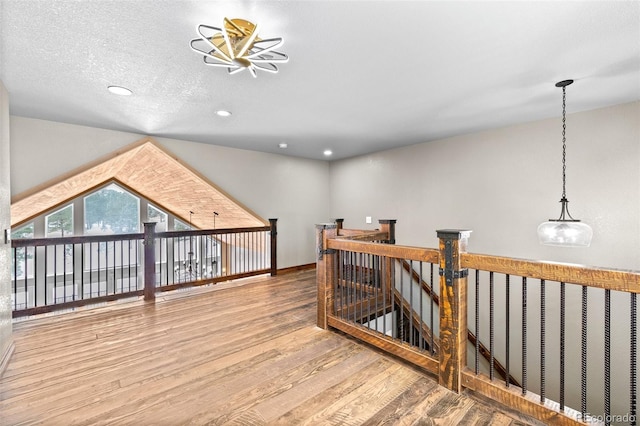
[537,220,593,247]
[537,198,592,247]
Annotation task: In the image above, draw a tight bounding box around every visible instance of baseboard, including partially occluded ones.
[278,263,316,274]
[0,339,15,379]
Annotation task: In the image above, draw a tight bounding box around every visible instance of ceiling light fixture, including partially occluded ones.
[215,110,232,117]
[323,150,333,157]
[190,18,288,78]
[278,143,288,149]
[537,79,593,247]
[107,85,132,96]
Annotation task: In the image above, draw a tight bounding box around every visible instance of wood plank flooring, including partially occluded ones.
[0,270,541,425]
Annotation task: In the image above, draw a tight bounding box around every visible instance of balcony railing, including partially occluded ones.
[316,219,639,426]
[11,219,277,317]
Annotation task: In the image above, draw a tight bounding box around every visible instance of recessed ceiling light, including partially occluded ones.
[216,110,232,117]
[323,150,333,156]
[107,85,132,96]
[278,143,288,149]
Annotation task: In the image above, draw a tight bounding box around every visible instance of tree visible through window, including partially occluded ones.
[84,183,139,234]
[148,204,168,232]
[11,223,34,240]
[46,205,73,237]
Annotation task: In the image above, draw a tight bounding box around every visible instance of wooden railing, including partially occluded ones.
[10,219,277,317]
[316,220,639,426]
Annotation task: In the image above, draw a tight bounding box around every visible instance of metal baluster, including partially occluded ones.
[357,252,362,324]
[560,282,566,410]
[419,262,424,350]
[119,240,123,293]
[475,269,480,374]
[349,251,354,322]
[581,285,588,419]
[408,260,413,347]
[112,241,116,294]
[89,242,93,297]
[45,245,49,304]
[430,263,434,355]
[333,249,339,315]
[604,288,611,426]
[73,244,77,300]
[33,247,38,307]
[161,238,165,286]
[373,255,379,331]
[631,293,637,426]
[391,257,395,340]
[490,271,495,381]
[80,243,84,300]
[382,256,387,338]
[135,241,138,290]
[339,250,344,319]
[540,279,546,403]
[54,245,57,303]
[522,276,527,396]
[342,250,346,320]
[367,254,372,328]
[97,242,101,295]
[505,274,510,387]
[135,238,139,290]
[23,247,28,309]
[13,247,18,310]
[400,258,405,342]
[63,243,67,302]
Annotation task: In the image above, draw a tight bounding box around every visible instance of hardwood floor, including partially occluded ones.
[0,270,540,425]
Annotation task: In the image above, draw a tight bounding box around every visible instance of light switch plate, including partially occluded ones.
[365,216,372,224]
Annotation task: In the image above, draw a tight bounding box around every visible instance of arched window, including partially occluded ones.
[11,222,34,239]
[147,204,168,232]
[84,183,140,234]
[45,205,73,237]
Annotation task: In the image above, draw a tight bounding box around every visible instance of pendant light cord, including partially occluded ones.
[561,86,567,200]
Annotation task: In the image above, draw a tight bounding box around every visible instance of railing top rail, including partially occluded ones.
[462,252,640,293]
[156,225,271,239]
[11,232,144,247]
[336,231,389,242]
[337,228,381,237]
[327,238,439,264]
[10,225,273,248]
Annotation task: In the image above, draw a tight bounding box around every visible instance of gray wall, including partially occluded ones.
[329,101,640,419]
[330,101,640,270]
[0,80,13,371]
[10,117,330,268]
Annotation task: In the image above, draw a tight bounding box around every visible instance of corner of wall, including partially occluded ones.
[0,80,14,371]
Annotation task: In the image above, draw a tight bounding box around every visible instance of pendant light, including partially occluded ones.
[537,79,593,247]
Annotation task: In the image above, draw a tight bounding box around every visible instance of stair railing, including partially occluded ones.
[316,220,639,426]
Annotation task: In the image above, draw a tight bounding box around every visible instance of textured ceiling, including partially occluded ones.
[1,1,639,161]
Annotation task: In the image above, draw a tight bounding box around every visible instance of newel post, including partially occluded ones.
[143,222,157,302]
[437,229,472,393]
[316,223,337,329]
[378,219,396,244]
[269,218,278,276]
[334,218,344,235]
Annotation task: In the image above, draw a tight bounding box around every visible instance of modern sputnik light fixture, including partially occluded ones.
[190,18,288,78]
[537,79,593,247]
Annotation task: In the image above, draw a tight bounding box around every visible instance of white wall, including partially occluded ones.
[329,101,640,419]
[9,117,330,268]
[0,80,13,372]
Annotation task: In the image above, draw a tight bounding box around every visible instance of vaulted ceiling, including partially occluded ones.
[11,138,266,229]
[1,1,638,161]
